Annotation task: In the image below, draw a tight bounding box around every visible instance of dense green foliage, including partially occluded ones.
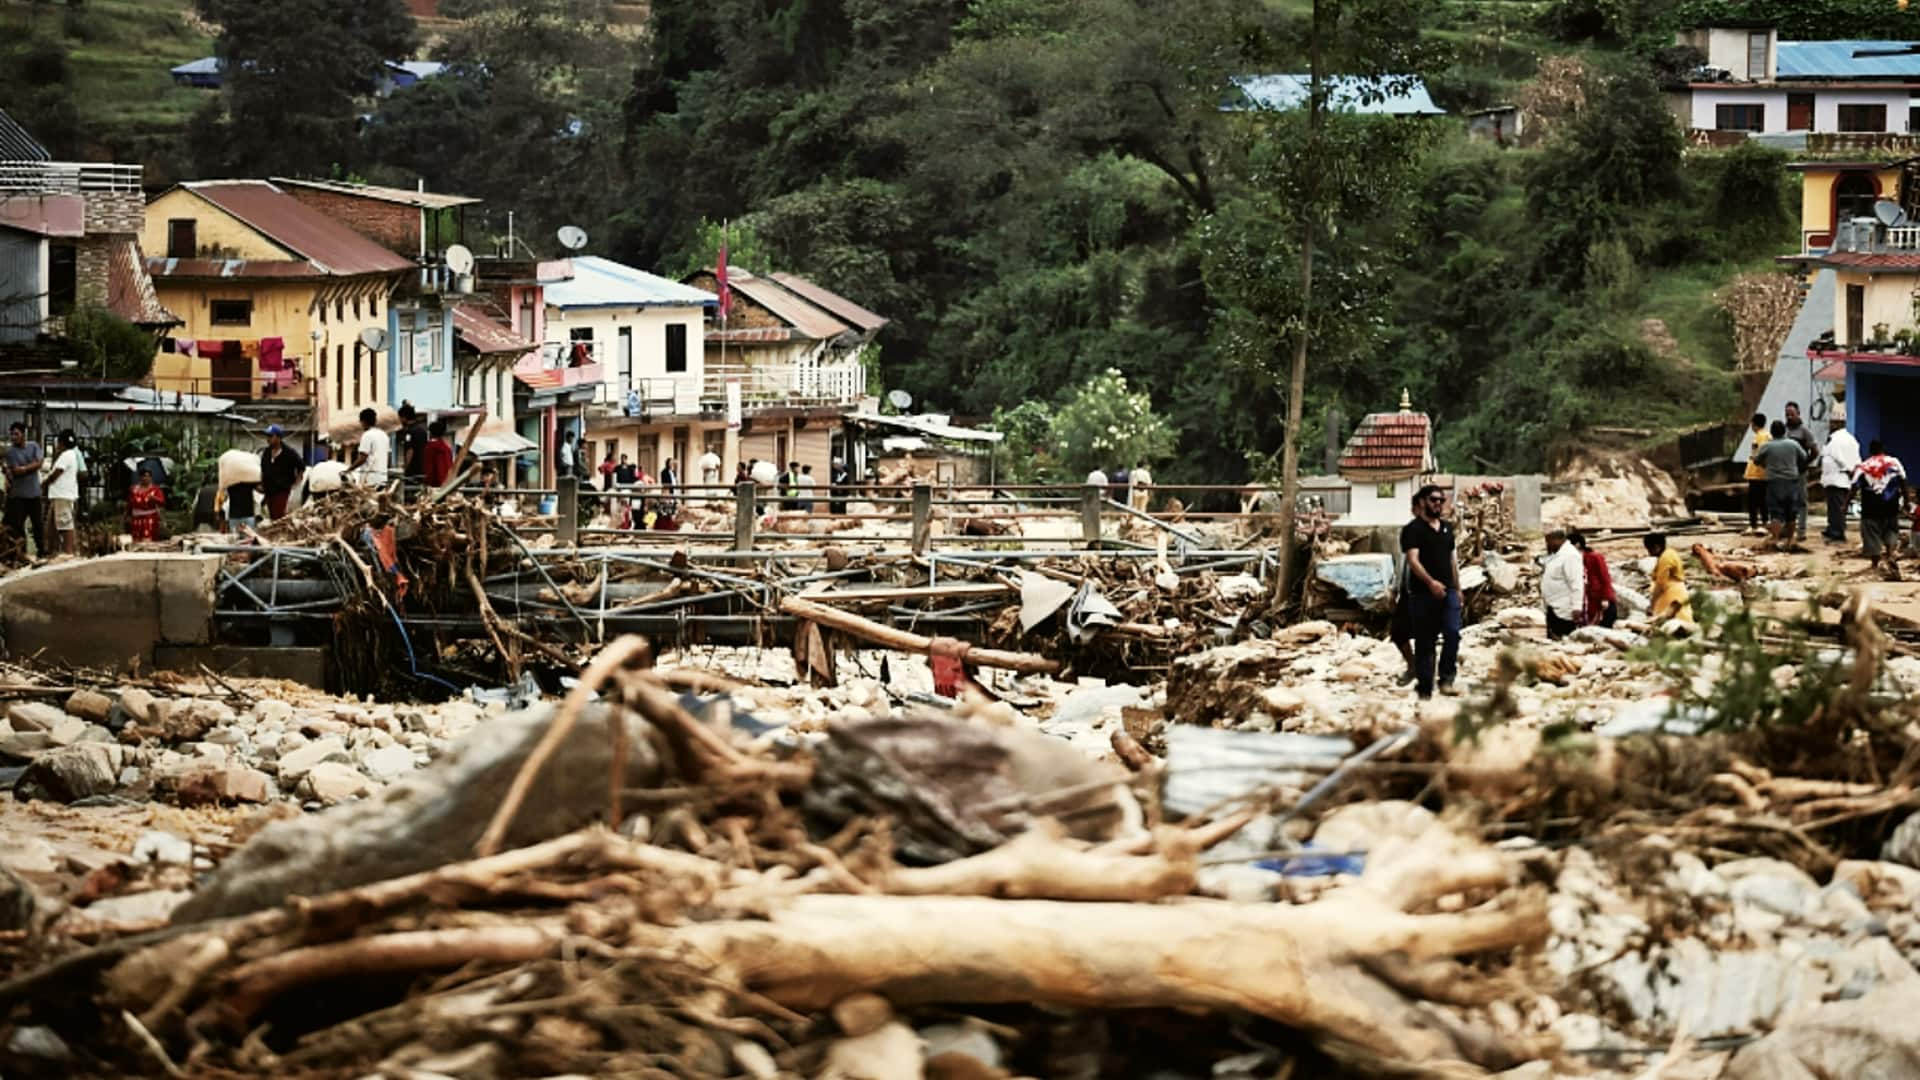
[149,0,1797,481]
[64,307,160,381]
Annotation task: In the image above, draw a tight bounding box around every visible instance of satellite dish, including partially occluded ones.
[886,388,913,411]
[444,243,475,275]
[557,225,588,251]
[358,327,389,352]
[1877,199,1910,227]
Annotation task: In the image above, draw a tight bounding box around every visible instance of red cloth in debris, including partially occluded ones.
[367,524,410,600]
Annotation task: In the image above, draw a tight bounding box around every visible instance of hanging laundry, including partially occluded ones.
[259,336,286,371]
[176,339,197,358]
[162,337,177,354]
[240,340,260,361]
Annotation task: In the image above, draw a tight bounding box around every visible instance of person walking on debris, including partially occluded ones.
[44,430,82,556]
[352,408,391,488]
[423,419,455,489]
[259,425,303,521]
[1856,440,1907,575]
[1401,484,1461,700]
[1753,419,1808,550]
[1541,527,1585,640]
[1783,401,1820,541]
[1820,407,1860,543]
[1744,412,1770,535]
[1130,461,1154,512]
[1644,531,1694,629]
[3,422,44,557]
[127,466,164,543]
[1390,491,1421,687]
[1570,531,1616,628]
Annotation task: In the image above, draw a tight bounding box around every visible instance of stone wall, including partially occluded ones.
[82,191,143,235]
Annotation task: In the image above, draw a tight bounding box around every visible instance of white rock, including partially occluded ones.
[276,736,348,782]
[45,716,87,746]
[300,761,370,805]
[359,745,416,783]
[1495,607,1546,630]
[132,830,193,866]
[6,702,68,733]
[252,699,295,726]
[84,889,191,925]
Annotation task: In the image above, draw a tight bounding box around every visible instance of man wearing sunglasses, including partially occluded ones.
[1400,483,1461,700]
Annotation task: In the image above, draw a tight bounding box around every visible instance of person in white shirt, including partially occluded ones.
[352,408,391,487]
[795,463,817,513]
[1086,468,1108,487]
[557,430,576,479]
[1129,462,1154,512]
[1819,411,1861,543]
[1541,528,1586,639]
[44,430,82,555]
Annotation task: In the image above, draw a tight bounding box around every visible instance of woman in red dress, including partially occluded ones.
[128,467,165,542]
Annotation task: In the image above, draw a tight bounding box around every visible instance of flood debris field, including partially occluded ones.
[5,487,1920,1078]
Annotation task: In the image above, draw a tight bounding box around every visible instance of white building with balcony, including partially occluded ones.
[542,255,717,483]
[1674,26,1920,142]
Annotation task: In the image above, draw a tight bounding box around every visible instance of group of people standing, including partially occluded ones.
[1744,402,1920,575]
[1395,484,1696,701]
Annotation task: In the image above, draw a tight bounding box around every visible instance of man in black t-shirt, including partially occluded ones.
[1400,483,1461,700]
[397,403,429,487]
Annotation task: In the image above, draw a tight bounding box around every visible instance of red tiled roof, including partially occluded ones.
[1815,252,1920,270]
[450,301,533,356]
[1337,411,1434,479]
[766,272,887,333]
[107,238,178,326]
[179,181,416,277]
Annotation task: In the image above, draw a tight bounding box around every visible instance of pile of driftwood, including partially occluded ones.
[0,636,1552,1079]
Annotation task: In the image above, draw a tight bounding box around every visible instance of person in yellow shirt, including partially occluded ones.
[1743,411,1769,535]
[1644,531,1695,632]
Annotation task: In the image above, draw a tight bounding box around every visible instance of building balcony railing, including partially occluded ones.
[1830,218,1920,254]
[620,363,867,416]
[515,343,604,391]
[0,161,143,195]
[146,370,315,405]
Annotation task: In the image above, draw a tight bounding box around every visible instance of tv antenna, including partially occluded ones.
[358,327,389,352]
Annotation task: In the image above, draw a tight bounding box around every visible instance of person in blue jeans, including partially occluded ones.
[1400,483,1461,699]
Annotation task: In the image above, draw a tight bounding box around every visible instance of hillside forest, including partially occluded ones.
[6,0,1902,483]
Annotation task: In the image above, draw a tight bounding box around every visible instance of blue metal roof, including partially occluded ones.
[1777,41,1920,79]
[1225,74,1445,115]
[544,256,717,309]
[171,57,222,76]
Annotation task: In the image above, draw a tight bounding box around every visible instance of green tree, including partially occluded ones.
[1050,368,1175,476]
[64,306,156,380]
[1199,0,1439,599]
[192,0,416,176]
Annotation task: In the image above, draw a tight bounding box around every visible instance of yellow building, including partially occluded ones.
[1789,158,1912,255]
[142,181,413,447]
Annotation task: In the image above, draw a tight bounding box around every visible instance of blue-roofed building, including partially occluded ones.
[1677,25,1920,138]
[1223,74,1446,117]
[541,256,725,488]
[170,57,223,89]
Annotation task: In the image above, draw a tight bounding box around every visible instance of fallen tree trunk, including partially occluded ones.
[664,887,1548,1069]
[780,595,1060,675]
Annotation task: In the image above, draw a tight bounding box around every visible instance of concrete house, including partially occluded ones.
[143,180,414,450]
[1334,392,1438,527]
[0,130,177,365]
[1675,25,1920,137]
[679,267,880,479]
[542,256,715,486]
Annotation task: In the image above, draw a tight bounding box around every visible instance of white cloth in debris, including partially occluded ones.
[356,426,391,486]
[1821,427,1861,488]
[1541,541,1585,622]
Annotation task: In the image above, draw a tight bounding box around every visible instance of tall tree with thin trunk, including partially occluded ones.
[1201,0,1435,603]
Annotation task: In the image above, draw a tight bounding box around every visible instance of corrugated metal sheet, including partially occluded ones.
[767,272,888,332]
[0,194,84,237]
[0,229,41,344]
[107,238,179,326]
[0,110,49,163]
[1226,74,1446,115]
[726,270,853,341]
[272,177,479,210]
[545,255,716,309]
[1778,41,1920,79]
[1337,411,1434,479]
[182,181,416,276]
[146,257,326,280]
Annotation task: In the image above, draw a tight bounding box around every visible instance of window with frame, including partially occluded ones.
[1715,103,1765,132]
[210,299,253,326]
[1839,104,1888,132]
[166,219,196,259]
[1747,32,1768,80]
[665,323,688,374]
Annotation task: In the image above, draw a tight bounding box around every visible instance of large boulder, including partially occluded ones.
[173,703,665,922]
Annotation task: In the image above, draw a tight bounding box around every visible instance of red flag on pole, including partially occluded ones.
[715,233,732,320]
